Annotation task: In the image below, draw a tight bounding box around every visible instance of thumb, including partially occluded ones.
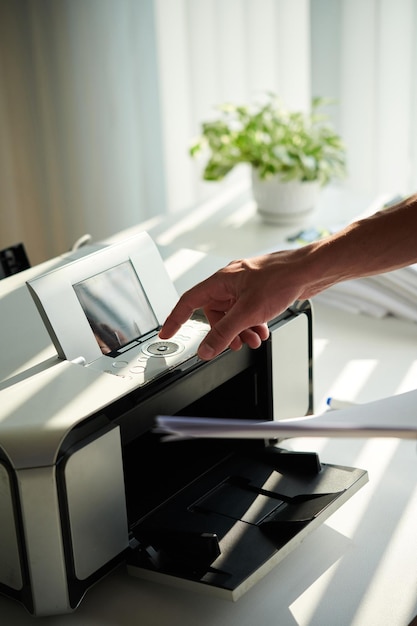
[197,300,252,360]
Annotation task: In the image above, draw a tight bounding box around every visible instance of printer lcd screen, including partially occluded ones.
[73,261,158,354]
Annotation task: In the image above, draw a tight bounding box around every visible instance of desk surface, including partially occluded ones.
[1,186,417,625]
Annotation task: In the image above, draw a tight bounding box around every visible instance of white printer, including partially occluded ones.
[0,232,367,616]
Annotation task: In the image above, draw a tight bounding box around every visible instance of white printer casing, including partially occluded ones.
[0,233,367,616]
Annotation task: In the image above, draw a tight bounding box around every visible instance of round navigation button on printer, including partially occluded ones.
[142,341,184,357]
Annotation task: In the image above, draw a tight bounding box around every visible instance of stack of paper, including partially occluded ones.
[314,265,417,322]
[284,192,417,322]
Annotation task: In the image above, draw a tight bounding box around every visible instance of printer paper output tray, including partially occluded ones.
[126,438,367,600]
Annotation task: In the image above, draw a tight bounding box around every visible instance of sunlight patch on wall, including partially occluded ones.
[324,359,379,402]
[395,360,417,395]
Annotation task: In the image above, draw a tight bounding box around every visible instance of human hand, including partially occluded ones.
[159,252,306,360]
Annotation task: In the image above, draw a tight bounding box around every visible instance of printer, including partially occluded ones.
[0,232,368,616]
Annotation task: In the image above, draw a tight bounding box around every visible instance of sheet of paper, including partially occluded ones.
[155,389,417,441]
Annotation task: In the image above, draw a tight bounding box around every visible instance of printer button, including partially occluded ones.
[112,360,129,369]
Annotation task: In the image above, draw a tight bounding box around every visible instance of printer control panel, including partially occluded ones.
[88,319,209,388]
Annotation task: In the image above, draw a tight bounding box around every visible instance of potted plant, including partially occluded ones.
[190,93,346,224]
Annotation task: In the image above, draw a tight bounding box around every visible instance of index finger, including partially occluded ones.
[158,281,212,339]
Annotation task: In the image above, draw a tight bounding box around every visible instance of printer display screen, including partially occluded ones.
[73,261,158,354]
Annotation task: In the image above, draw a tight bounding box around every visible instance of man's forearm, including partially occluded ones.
[298,194,417,299]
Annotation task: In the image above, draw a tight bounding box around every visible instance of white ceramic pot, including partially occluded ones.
[251,168,321,225]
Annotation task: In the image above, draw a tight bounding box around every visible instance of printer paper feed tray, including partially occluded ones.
[127,447,368,600]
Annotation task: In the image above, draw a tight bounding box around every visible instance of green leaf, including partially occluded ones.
[190,92,346,183]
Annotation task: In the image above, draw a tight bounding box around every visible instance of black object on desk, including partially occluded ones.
[0,243,30,279]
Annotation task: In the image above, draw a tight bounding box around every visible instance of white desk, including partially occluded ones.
[1,185,417,625]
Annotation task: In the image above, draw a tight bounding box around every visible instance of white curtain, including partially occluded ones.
[1,0,415,266]
[153,0,311,213]
[0,0,166,264]
[311,0,417,198]
[0,0,310,265]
